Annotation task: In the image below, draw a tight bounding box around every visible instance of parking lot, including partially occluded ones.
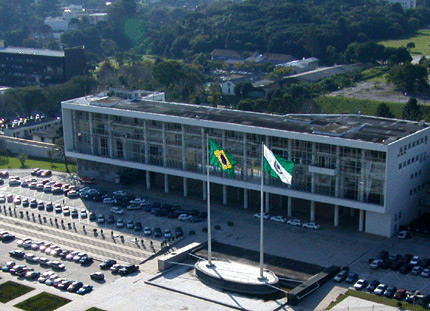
[1,169,430,310]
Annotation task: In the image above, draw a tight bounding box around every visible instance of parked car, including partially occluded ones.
[287,219,303,226]
[421,268,430,278]
[126,204,142,210]
[99,259,116,270]
[253,213,270,220]
[113,190,127,197]
[143,227,152,236]
[107,215,114,224]
[270,215,287,223]
[126,220,134,229]
[394,288,407,300]
[134,222,142,231]
[116,219,124,228]
[400,264,412,274]
[164,229,172,239]
[398,230,412,239]
[302,222,321,230]
[412,265,423,275]
[410,255,421,266]
[384,286,397,298]
[154,227,162,237]
[345,272,358,284]
[9,249,25,258]
[175,226,183,237]
[118,264,139,275]
[90,272,104,281]
[103,198,117,204]
[353,279,368,290]
[110,206,124,215]
[50,261,65,270]
[178,214,192,221]
[367,280,380,292]
[77,285,93,295]
[97,215,105,224]
[370,259,383,269]
[334,269,349,282]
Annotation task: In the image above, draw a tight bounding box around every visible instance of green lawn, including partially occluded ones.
[378,29,430,55]
[0,281,34,303]
[14,292,71,311]
[0,155,76,173]
[315,96,405,118]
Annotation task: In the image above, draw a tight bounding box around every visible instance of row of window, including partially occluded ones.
[399,136,428,156]
[410,169,423,180]
[409,182,427,196]
[398,151,428,169]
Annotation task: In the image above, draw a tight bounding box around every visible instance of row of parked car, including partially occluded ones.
[253,213,321,230]
[1,261,93,295]
[334,267,430,306]
[369,250,430,277]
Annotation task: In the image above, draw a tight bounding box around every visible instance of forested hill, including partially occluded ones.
[134,0,430,62]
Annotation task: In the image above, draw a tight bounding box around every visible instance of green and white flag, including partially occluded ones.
[263,144,295,184]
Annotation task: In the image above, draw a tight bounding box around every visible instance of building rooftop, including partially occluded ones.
[0,47,64,58]
[64,96,428,144]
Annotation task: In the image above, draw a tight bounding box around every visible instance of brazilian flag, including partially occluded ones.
[209,139,237,176]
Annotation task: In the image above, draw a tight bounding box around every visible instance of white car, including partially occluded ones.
[164,229,172,238]
[116,219,124,228]
[0,194,5,203]
[253,213,270,220]
[410,255,420,266]
[353,279,368,290]
[126,204,142,210]
[103,197,117,204]
[113,190,127,197]
[178,214,192,221]
[24,253,40,263]
[287,219,303,226]
[270,216,287,223]
[302,222,321,230]
[421,268,430,278]
[110,206,124,215]
[80,209,88,218]
[126,220,134,229]
[129,198,145,204]
[13,196,21,204]
[143,227,152,236]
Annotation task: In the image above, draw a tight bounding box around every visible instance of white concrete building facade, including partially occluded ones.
[61,95,430,237]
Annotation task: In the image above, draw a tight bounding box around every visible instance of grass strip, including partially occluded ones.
[0,281,34,303]
[14,292,71,311]
[0,155,76,173]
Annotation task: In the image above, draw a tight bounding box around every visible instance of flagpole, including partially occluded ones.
[259,142,265,279]
[206,134,213,266]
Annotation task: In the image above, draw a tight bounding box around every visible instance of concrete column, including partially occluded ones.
[223,185,227,205]
[108,115,113,158]
[359,209,364,232]
[201,128,206,173]
[310,201,315,222]
[146,171,151,190]
[335,146,340,197]
[334,205,339,227]
[164,174,169,193]
[162,123,167,167]
[265,192,270,213]
[181,125,186,170]
[89,112,94,155]
[243,133,247,180]
[203,181,207,201]
[359,149,365,201]
[143,120,148,164]
[287,197,292,217]
[311,142,316,193]
[183,177,188,197]
[350,208,355,216]
[244,189,248,209]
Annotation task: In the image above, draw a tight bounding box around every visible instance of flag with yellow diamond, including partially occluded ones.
[209,139,237,176]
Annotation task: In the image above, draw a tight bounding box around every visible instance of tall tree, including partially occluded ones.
[402,97,422,121]
[376,103,394,118]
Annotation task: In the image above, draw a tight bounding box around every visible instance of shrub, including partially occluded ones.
[227,221,234,226]
[202,227,208,233]
[189,230,195,235]
[214,225,221,230]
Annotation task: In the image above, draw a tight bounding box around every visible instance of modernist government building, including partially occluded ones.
[61,89,430,237]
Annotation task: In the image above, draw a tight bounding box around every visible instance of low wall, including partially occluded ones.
[287,265,340,306]
[157,242,203,272]
[0,136,60,159]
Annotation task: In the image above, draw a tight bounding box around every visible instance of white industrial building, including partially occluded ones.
[61,93,430,237]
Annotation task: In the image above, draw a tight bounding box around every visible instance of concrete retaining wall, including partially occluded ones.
[0,136,60,159]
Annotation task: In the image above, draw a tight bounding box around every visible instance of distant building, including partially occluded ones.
[276,57,320,74]
[210,49,243,62]
[246,53,295,65]
[0,44,86,87]
[88,13,108,24]
[3,117,61,139]
[387,0,417,9]
[44,17,69,32]
[221,81,236,95]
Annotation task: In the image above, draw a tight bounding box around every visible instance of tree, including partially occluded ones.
[376,103,394,118]
[406,42,415,49]
[387,63,428,92]
[402,97,422,121]
[152,60,184,86]
[17,153,28,168]
[234,82,254,98]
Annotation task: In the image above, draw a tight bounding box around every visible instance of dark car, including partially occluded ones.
[67,281,83,292]
[345,272,358,284]
[421,258,430,268]
[400,263,412,274]
[391,260,403,271]
[384,286,397,298]
[380,259,392,269]
[334,269,349,282]
[79,255,93,265]
[2,233,15,242]
[394,288,407,300]
[377,250,389,260]
[89,212,96,221]
[134,222,142,231]
[9,249,25,258]
[99,259,116,270]
[154,227,162,237]
[119,264,139,276]
[45,202,53,212]
[107,215,115,224]
[367,280,380,292]
[402,254,413,264]
[175,226,183,237]
[90,272,104,281]
[155,209,169,217]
